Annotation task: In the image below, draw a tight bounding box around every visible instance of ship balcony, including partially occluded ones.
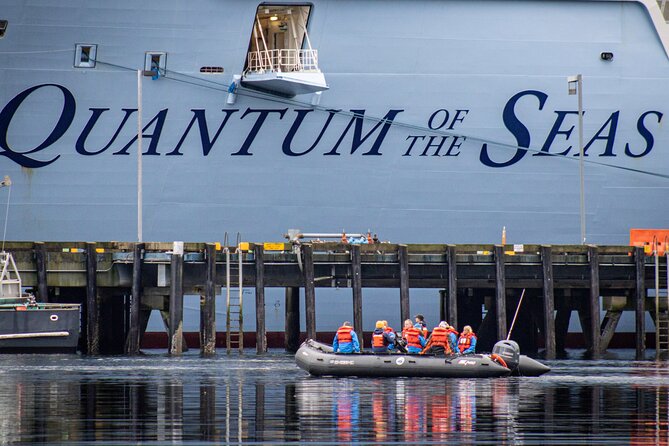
[242,49,328,97]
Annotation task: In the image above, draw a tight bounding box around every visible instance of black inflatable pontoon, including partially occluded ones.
[295,339,550,378]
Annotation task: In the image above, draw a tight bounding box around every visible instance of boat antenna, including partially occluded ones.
[0,176,11,253]
[506,288,526,341]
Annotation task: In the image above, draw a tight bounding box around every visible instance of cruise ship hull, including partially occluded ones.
[2,0,669,337]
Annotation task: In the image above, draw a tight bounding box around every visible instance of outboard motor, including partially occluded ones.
[492,340,521,371]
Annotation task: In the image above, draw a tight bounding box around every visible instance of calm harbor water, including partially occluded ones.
[0,350,667,445]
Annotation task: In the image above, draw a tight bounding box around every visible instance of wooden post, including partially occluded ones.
[399,244,410,323]
[447,245,458,328]
[303,244,316,340]
[201,243,216,355]
[494,245,507,340]
[126,242,144,354]
[351,244,363,349]
[635,246,646,360]
[285,287,300,352]
[254,244,267,353]
[34,242,49,303]
[85,242,99,355]
[541,245,556,359]
[169,250,184,355]
[439,289,447,322]
[588,245,601,358]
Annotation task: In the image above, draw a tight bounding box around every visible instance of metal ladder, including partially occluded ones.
[654,239,669,360]
[225,234,244,354]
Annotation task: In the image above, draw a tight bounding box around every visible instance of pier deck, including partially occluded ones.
[3,241,662,360]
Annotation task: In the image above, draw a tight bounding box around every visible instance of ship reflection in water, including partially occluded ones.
[0,353,668,444]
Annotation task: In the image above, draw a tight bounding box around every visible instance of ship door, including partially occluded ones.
[242,4,328,97]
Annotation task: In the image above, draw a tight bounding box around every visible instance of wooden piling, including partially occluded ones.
[447,245,458,328]
[588,245,601,358]
[285,287,300,352]
[254,244,267,353]
[399,244,410,323]
[541,245,556,359]
[126,242,144,354]
[169,251,184,355]
[85,242,99,355]
[494,245,507,340]
[635,246,646,360]
[303,244,316,340]
[351,244,363,349]
[33,242,49,303]
[201,243,216,355]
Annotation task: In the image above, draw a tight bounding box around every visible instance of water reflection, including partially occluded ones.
[0,354,669,443]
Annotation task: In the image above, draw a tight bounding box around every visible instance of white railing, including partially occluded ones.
[246,49,319,74]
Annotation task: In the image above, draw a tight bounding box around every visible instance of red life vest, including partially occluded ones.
[430,327,449,347]
[384,326,394,334]
[337,326,353,344]
[372,331,387,348]
[458,332,476,353]
[403,326,422,349]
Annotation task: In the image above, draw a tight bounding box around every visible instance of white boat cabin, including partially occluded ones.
[242,5,328,97]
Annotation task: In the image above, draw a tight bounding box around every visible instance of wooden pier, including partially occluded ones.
[4,241,666,360]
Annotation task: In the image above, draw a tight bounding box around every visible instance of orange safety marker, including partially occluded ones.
[630,229,669,256]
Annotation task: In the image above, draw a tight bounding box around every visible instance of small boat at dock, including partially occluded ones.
[295,339,550,378]
[0,251,80,352]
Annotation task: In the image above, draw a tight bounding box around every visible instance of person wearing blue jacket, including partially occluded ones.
[333,321,360,353]
[457,325,477,354]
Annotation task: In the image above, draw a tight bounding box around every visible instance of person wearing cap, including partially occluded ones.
[333,321,360,353]
[402,319,426,354]
[458,325,477,354]
[414,314,428,338]
[421,321,452,356]
[371,320,394,353]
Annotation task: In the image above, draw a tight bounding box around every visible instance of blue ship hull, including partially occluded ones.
[2,0,668,335]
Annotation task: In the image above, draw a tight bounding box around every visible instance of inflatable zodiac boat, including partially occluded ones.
[295,339,550,378]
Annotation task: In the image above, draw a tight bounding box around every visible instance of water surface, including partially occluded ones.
[0,350,667,444]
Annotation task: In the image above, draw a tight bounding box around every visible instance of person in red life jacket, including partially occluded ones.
[333,321,360,353]
[371,320,394,353]
[381,320,397,350]
[445,322,459,354]
[421,321,453,356]
[414,314,429,338]
[457,325,477,354]
[402,319,426,354]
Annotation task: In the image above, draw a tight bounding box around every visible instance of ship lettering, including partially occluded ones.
[169,109,239,156]
[231,108,288,156]
[114,109,168,156]
[625,111,663,158]
[324,109,404,156]
[282,109,338,156]
[402,135,466,156]
[76,108,136,155]
[480,89,548,168]
[0,83,75,168]
[428,109,470,130]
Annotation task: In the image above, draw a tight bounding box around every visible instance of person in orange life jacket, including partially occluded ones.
[458,325,477,354]
[371,320,395,353]
[402,319,426,354]
[421,321,453,356]
[333,321,360,353]
[381,320,397,350]
[414,314,428,338]
[445,322,459,354]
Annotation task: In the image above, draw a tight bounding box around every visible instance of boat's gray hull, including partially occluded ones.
[0,305,81,352]
[295,340,511,378]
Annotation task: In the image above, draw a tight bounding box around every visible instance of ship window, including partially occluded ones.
[200,66,224,74]
[145,52,167,76]
[0,20,7,38]
[74,44,97,68]
[245,4,314,73]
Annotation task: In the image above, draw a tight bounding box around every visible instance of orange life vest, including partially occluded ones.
[430,327,449,346]
[372,331,387,348]
[337,326,353,344]
[458,332,476,353]
[403,326,422,348]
